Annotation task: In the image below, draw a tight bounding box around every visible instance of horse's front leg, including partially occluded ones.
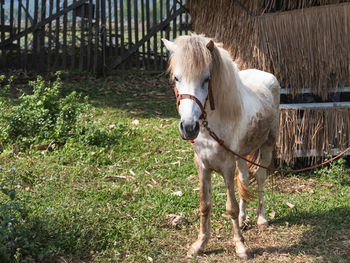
[222,166,250,260]
[189,155,212,255]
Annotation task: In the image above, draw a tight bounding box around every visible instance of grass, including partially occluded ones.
[0,72,350,262]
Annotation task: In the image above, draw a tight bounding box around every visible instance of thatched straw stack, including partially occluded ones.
[188,0,350,96]
[187,0,350,164]
[255,3,350,97]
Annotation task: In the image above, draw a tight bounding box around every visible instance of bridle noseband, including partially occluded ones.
[173,80,215,120]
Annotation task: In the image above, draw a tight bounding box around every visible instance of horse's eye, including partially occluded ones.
[174,76,179,82]
[202,77,210,86]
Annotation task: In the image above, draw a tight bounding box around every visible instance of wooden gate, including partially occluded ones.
[0,0,191,75]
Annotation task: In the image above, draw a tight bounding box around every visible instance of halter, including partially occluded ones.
[173,80,215,120]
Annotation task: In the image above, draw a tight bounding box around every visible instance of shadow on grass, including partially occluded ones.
[61,72,179,119]
[204,248,226,256]
[2,71,178,119]
[255,206,350,262]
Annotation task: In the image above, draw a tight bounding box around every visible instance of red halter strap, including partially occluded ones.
[173,80,215,119]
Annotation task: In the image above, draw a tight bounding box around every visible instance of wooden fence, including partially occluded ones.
[0,0,191,75]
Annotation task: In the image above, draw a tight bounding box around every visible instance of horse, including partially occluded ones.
[162,34,280,260]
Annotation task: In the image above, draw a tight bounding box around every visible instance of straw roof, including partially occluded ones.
[187,0,350,97]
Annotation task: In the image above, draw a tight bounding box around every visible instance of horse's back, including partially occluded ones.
[239,69,280,108]
[239,69,278,89]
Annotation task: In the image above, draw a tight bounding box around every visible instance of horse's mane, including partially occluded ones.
[168,34,242,122]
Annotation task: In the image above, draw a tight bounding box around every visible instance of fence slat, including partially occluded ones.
[94,0,100,74]
[159,0,164,69]
[146,0,150,69]
[127,0,132,68]
[101,0,106,76]
[119,0,124,69]
[79,1,85,71]
[71,0,77,70]
[40,0,46,72]
[33,0,39,70]
[17,0,22,67]
[152,0,157,70]
[134,0,139,69]
[185,0,189,34]
[55,0,61,69]
[23,0,29,69]
[173,0,177,40]
[48,0,53,69]
[166,0,170,41]
[62,0,68,69]
[87,0,93,71]
[9,0,14,64]
[113,0,118,56]
[141,0,145,68]
[0,0,5,67]
[108,0,113,57]
[179,0,183,35]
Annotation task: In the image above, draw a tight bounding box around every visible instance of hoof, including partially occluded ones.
[188,243,204,256]
[257,217,268,228]
[237,251,251,260]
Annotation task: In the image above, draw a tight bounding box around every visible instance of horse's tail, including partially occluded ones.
[246,149,260,180]
[235,174,254,201]
[234,150,260,201]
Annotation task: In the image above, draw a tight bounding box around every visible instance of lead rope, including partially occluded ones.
[201,117,350,174]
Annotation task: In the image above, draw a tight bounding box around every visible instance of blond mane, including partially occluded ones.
[168,34,242,122]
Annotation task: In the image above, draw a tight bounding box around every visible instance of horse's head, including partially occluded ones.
[162,35,218,140]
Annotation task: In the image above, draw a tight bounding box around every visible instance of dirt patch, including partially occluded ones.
[266,175,318,194]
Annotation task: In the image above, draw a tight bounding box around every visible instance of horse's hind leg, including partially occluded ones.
[256,144,273,227]
[235,159,250,228]
[189,155,212,255]
[222,165,250,260]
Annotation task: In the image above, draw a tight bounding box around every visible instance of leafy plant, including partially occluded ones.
[0,73,89,150]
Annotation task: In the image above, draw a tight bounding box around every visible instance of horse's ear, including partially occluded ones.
[206,40,215,52]
[162,38,176,54]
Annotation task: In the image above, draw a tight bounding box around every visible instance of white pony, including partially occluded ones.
[163,34,280,260]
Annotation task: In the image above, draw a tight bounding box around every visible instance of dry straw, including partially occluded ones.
[255,2,350,98]
[278,107,350,165]
[188,0,350,97]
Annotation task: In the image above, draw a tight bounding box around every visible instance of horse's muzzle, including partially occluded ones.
[179,120,200,140]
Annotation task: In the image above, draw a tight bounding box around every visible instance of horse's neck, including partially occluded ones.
[207,58,243,128]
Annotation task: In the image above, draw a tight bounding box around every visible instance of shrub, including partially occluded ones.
[0,73,89,150]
